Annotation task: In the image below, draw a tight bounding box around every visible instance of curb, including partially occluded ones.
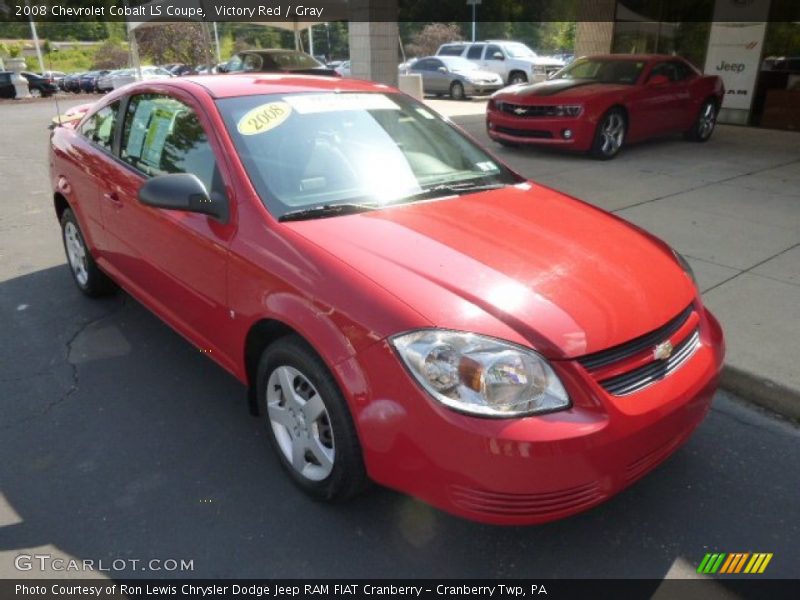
[720,365,800,421]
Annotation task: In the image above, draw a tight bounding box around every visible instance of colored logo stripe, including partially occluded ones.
[744,553,773,574]
[698,552,773,574]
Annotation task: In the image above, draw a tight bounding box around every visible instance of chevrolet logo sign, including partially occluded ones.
[513,107,528,115]
[653,340,674,360]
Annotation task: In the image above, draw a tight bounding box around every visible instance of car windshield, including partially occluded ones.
[505,43,536,58]
[267,51,321,70]
[440,57,480,71]
[552,57,646,85]
[217,92,521,219]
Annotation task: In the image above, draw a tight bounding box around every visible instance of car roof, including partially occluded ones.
[180,73,393,99]
[240,49,306,55]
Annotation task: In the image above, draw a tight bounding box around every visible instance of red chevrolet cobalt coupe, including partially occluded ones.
[51,75,724,524]
[487,54,725,159]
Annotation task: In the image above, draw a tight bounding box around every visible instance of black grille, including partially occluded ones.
[577,305,694,371]
[497,103,575,118]
[598,329,700,396]
[493,126,553,139]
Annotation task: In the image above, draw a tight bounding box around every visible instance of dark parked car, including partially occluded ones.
[63,72,85,93]
[221,49,339,77]
[169,64,197,76]
[0,71,15,98]
[21,71,59,97]
[0,71,58,98]
[79,70,110,93]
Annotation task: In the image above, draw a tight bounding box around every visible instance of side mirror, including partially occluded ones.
[437,66,448,73]
[138,173,229,223]
[648,74,670,86]
[492,52,504,60]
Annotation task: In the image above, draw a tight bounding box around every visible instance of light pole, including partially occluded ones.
[467,0,481,42]
[25,0,45,73]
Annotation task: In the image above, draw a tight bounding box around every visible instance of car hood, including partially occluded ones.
[496,79,631,101]
[454,69,501,80]
[285,184,695,359]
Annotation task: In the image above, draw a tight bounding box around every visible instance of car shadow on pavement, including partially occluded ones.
[1,265,797,579]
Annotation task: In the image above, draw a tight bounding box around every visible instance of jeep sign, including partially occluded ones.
[703,6,768,116]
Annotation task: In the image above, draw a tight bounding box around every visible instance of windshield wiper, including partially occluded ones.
[278,202,378,222]
[404,181,508,201]
[279,182,508,222]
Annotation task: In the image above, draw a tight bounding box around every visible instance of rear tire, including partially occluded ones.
[60,209,116,297]
[257,335,368,502]
[684,99,717,142]
[590,108,626,160]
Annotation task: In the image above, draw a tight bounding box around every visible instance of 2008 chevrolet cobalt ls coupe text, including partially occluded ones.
[50,74,724,524]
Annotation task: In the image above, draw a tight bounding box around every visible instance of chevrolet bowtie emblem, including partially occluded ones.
[653,340,674,360]
[513,107,527,115]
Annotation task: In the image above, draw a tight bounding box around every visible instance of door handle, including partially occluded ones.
[103,192,122,206]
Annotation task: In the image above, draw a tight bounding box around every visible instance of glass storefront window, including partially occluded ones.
[613,0,713,69]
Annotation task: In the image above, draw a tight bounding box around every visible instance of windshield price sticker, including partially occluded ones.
[285,93,400,114]
[237,102,292,135]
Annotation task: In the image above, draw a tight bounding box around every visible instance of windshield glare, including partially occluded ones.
[553,58,645,85]
[217,92,520,218]
[506,43,536,58]
[441,57,479,71]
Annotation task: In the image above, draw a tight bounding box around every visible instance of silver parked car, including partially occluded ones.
[405,56,503,100]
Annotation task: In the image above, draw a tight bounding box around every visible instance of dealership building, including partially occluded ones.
[572,0,799,130]
[347,0,798,132]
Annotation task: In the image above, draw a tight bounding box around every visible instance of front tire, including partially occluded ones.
[685,99,717,142]
[508,71,528,85]
[449,81,465,100]
[590,108,626,160]
[257,335,367,502]
[60,209,115,297]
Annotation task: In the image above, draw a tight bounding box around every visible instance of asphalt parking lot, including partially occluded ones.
[1,99,799,580]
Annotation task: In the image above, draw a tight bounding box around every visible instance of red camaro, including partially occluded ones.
[51,74,724,524]
[487,54,725,159]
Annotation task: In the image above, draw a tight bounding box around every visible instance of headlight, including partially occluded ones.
[673,250,697,286]
[554,105,582,117]
[391,330,570,418]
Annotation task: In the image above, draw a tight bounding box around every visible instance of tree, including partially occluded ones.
[406,22,463,58]
[539,22,576,53]
[135,23,210,66]
[92,40,129,70]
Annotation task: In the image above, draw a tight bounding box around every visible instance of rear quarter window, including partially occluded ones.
[439,45,465,57]
[79,102,120,152]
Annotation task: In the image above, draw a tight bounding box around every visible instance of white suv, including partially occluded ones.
[436,41,564,85]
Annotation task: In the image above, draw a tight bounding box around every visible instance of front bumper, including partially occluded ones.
[463,82,504,96]
[486,108,596,151]
[336,306,724,525]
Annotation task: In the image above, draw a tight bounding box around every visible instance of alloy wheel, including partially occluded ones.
[64,221,89,286]
[267,366,335,481]
[600,113,625,156]
[697,102,716,139]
